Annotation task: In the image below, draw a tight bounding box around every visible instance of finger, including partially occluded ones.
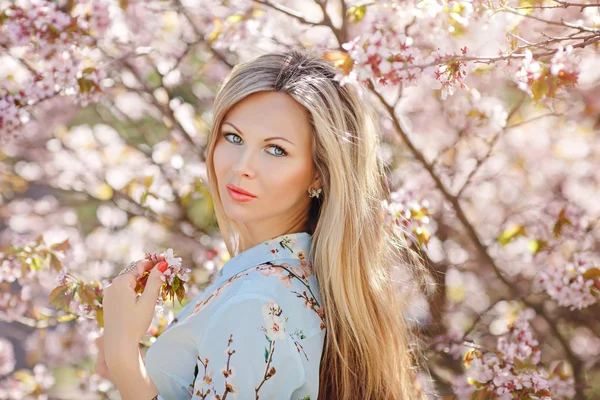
[137,261,168,312]
[135,255,166,276]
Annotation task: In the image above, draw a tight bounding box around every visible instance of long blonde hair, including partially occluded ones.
[205,49,427,400]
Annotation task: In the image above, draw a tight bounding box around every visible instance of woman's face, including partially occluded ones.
[213,91,319,231]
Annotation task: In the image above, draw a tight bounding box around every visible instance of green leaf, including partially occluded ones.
[50,238,70,252]
[553,207,572,238]
[49,253,62,272]
[414,226,431,248]
[207,18,223,44]
[175,285,185,305]
[583,268,600,280]
[64,0,76,13]
[49,284,70,306]
[516,0,536,15]
[347,5,367,23]
[77,284,97,304]
[82,67,96,76]
[95,308,104,328]
[226,14,244,23]
[0,11,8,27]
[264,347,269,362]
[49,284,76,311]
[77,77,92,94]
[498,225,527,246]
[143,175,154,188]
[56,314,78,322]
[30,257,42,271]
[528,239,548,254]
[531,77,549,101]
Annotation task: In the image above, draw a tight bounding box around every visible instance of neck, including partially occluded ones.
[238,219,308,253]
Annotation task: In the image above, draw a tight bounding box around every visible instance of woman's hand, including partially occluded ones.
[94,334,112,381]
[102,255,168,354]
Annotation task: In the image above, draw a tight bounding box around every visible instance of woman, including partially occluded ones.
[102,49,425,400]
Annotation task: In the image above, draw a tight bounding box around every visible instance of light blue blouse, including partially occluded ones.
[145,232,325,400]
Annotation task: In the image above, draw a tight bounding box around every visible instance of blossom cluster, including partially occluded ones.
[0,364,55,400]
[448,310,575,399]
[160,248,190,286]
[537,254,599,310]
[340,11,423,87]
[339,2,475,98]
[382,188,433,248]
[430,47,470,100]
[0,94,29,140]
[155,248,192,307]
[513,46,580,101]
[0,0,107,139]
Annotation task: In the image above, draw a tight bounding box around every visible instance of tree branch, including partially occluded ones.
[368,81,587,399]
[253,0,322,26]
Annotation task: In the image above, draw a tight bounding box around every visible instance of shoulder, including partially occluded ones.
[210,268,326,338]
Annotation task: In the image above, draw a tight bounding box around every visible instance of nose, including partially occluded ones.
[231,148,256,179]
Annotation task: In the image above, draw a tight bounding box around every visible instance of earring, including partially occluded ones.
[308,187,322,199]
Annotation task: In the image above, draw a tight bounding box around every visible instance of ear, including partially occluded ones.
[311,172,321,190]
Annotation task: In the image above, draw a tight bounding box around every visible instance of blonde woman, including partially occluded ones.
[102,49,425,400]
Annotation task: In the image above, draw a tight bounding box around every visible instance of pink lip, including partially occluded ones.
[226,184,256,202]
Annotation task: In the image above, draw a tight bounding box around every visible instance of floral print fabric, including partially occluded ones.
[145,232,325,399]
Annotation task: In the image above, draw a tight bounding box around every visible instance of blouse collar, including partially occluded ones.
[216,232,313,284]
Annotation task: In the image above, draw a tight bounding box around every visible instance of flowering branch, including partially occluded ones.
[172,0,234,69]
[368,84,588,398]
[514,0,600,10]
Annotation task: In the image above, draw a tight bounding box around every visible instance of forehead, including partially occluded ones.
[222,91,312,142]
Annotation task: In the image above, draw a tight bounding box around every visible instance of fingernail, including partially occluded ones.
[157,261,168,273]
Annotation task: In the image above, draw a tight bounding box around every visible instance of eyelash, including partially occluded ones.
[222,132,288,157]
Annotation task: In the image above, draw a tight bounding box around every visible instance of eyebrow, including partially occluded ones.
[222,121,296,146]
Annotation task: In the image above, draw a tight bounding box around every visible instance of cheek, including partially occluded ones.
[266,162,312,198]
[212,141,232,180]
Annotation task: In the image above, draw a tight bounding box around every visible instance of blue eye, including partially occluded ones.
[223,132,242,144]
[266,145,287,157]
[222,132,288,157]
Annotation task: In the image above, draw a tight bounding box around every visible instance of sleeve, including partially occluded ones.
[190,293,308,400]
[146,343,198,400]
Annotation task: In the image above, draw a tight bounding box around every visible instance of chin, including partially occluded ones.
[221,203,257,223]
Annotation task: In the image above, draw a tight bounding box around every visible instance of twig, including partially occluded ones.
[254,0,322,27]
[513,1,600,10]
[173,0,234,69]
[455,94,526,198]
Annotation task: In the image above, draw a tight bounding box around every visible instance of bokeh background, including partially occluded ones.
[1,0,600,398]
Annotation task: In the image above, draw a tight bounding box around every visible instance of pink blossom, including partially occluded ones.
[0,338,16,376]
[340,15,423,87]
[550,45,579,85]
[537,254,598,310]
[90,2,112,36]
[513,50,543,93]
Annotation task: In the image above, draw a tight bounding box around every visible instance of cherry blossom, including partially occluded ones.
[537,254,599,310]
[1,0,599,398]
[0,338,15,376]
